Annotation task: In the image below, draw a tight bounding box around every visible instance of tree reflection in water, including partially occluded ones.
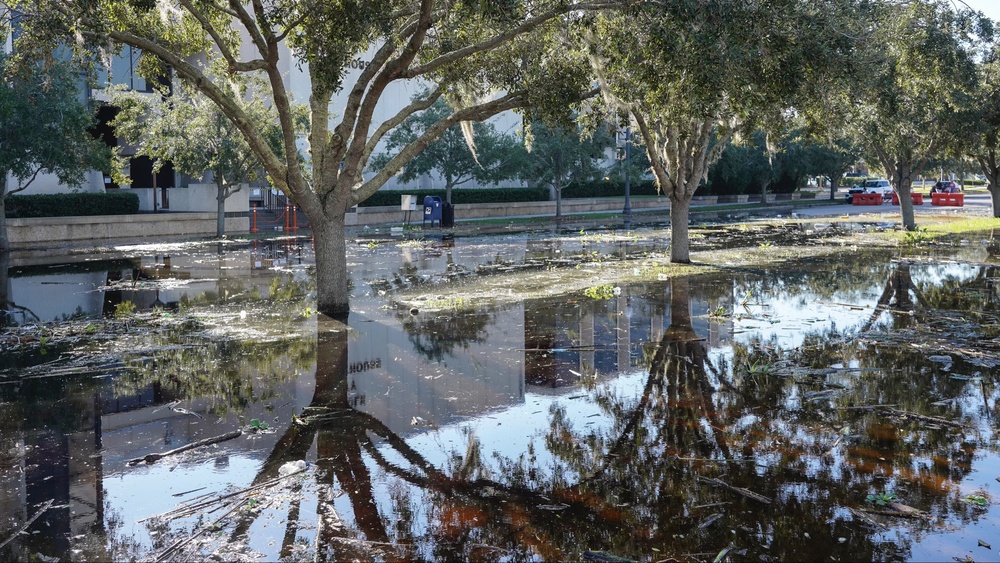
[200,256,1000,561]
[8,245,999,561]
[212,278,908,561]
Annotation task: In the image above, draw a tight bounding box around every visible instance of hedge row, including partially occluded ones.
[5,192,140,218]
[358,187,550,207]
[561,180,662,198]
[359,181,670,207]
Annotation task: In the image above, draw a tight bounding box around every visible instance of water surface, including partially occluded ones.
[1,224,999,561]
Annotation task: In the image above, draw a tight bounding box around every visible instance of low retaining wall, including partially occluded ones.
[8,213,250,249]
[347,196,673,226]
[7,192,824,246]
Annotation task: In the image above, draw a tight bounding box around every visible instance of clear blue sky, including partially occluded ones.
[959,0,1000,21]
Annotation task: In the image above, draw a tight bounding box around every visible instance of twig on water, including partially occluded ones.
[0,500,54,549]
[126,429,243,466]
[697,476,771,504]
[153,498,249,562]
[141,467,307,523]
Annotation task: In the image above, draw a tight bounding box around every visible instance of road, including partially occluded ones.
[790,192,994,219]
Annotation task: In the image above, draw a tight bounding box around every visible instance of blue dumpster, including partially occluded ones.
[423,196,442,227]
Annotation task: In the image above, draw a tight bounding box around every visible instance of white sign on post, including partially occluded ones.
[400,195,417,211]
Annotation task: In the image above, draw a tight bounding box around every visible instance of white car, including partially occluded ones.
[862,179,894,199]
[846,178,894,203]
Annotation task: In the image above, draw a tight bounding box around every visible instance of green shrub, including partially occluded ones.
[561,179,661,199]
[6,191,140,218]
[357,180,673,208]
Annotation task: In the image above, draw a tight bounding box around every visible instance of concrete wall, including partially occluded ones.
[8,213,250,249]
[131,184,251,213]
[8,170,109,195]
[345,196,674,226]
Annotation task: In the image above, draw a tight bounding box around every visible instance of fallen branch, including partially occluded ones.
[141,466,308,523]
[878,407,967,429]
[858,507,928,519]
[153,498,249,562]
[836,404,898,411]
[698,513,724,530]
[858,504,930,520]
[697,476,771,504]
[675,456,754,463]
[847,507,886,530]
[0,500,54,549]
[127,429,243,466]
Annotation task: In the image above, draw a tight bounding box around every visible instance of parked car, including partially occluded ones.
[930,180,961,194]
[845,179,894,203]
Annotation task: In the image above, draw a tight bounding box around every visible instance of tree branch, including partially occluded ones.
[227,0,269,55]
[107,30,290,192]
[633,112,671,195]
[363,86,444,163]
[401,0,622,79]
[8,167,45,196]
[177,0,268,72]
[342,0,435,186]
[327,40,399,170]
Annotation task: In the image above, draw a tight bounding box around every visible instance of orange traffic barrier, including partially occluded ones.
[931,193,964,207]
[891,192,923,205]
[852,193,884,206]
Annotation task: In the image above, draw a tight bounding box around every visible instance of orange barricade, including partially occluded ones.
[931,193,964,207]
[852,193,884,206]
[891,192,924,206]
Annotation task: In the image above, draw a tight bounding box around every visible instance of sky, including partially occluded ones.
[960,0,1000,21]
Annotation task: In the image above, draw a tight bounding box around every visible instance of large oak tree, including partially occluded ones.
[11,0,618,316]
[968,32,1000,217]
[586,0,866,262]
[852,0,987,230]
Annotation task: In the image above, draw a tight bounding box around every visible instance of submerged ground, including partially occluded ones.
[1,211,1000,562]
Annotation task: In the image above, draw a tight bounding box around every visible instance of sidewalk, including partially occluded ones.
[354,196,844,236]
[355,192,994,237]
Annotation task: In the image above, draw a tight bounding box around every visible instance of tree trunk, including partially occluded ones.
[885,161,918,230]
[445,181,453,204]
[555,180,562,219]
[829,177,839,200]
[555,153,563,219]
[0,250,9,328]
[977,154,1000,218]
[670,196,691,263]
[0,194,8,251]
[896,180,916,231]
[312,214,350,317]
[216,181,227,238]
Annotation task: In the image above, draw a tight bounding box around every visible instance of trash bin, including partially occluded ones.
[422,196,442,227]
[441,201,454,228]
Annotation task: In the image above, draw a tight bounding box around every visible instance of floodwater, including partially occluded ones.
[1,222,999,562]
